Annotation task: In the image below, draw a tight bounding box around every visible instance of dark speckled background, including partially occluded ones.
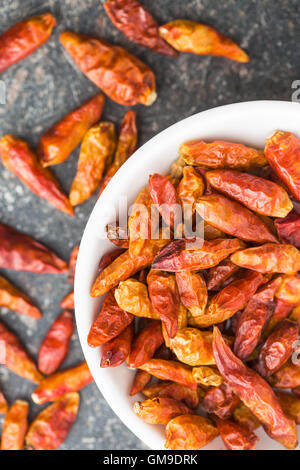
[0,0,299,450]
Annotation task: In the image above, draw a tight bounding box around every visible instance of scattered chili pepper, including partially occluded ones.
[175,271,207,326]
[232,402,260,431]
[60,31,156,106]
[139,359,197,390]
[101,323,134,367]
[0,274,41,319]
[214,416,258,450]
[149,174,179,229]
[128,320,163,368]
[60,290,74,310]
[1,400,28,450]
[276,391,300,425]
[142,381,200,409]
[275,211,300,248]
[130,370,151,396]
[106,223,129,248]
[165,414,219,450]
[38,93,105,167]
[202,382,240,419]
[67,245,79,284]
[192,366,223,387]
[134,396,192,425]
[114,279,160,320]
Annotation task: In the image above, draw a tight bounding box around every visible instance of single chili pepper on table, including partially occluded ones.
[25,393,79,450]
[101,323,134,367]
[0,135,74,216]
[165,414,219,450]
[207,259,240,291]
[69,122,117,206]
[139,359,197,390]
[134,397,192,425]
[0,274,41,319]
[38,310,74,375]
[202,382,240,419]
[60,32,157,106]
[60,290,74,310]
[38,93,105,167]
[114,279,160,320]
[192,366,223,387]
[1,400,28,450]
[214,416,258,451]
[142,381,200,409]
[0,13,56,73]
[275,211,300,248]
[0,390,8,415]
[175,271,208,326]
[128,320,163,368]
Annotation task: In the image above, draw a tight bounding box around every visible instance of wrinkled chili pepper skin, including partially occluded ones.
[142,381,200,409]
[67,245,79,284]
[0,223,67,274]
[38,93,105,167]
[232,403,261,431]
[231,243,300,274]
[130,369,151,395]
[0,321,43,383]
[276,392,300,425]
[69,123,117,206]
[265,131,300,202]
[149,174,179,228]
[167,327,219,366]
[275,211,300,248]
[214,416,258,451]
[0,391,8,415]
[207,259,240,291]
[165,414,219,450]
[0,14,56,73]
[99,110,137,195]
[195,193,278,243]
[202,382,240,419]
[101,323,133,367]
[32,362,92,404]
[179,139,266,170]
[192,366,223,387]
[60,32,157,106]
[128,321,163,368]
[60,290,74,310]
[25,393,79,450]
[159,20,249,62]
[152,238,245,272]
[0,400,28,450]
[38,311,74,375]
[88,289,134,348]
[128,186,154,257]
[0,135,74,216]
[175,271,208,326]
[177,166,205,209]
[106,223,129,248]
[114,279,160,320]
[255,320,299,378]
[275,274,300,306]
[134,397,192,425]
[98,248,125,272]
[0,274,41,319]
[139,359,197,390]
[213,327,298,449]
[271,361,300,389]
[206,169,292,218]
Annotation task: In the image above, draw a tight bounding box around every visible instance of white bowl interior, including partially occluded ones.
[74,100,300,450]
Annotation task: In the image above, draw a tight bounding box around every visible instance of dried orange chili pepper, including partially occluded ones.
[134,397,192,425]
[38,93,105,167]
[0,13,56,73]
[32,362,92,404]
[139,359,197,390]
[101,323,134,367]
[104,0,177,56]
[213,327,298,449]
[202,382,240,419]
[38,311,74,375]
[149,174,179,229]
[67,245,79,284]
[232,402,260,431]
[275,274,300,306]
[271,360,300,389]
[192,366,223,387]
[25,393,79,450]
[142,381,200,409]
[165,414,218,450]
[159,20,249,62]
[0,390,8,415]
[99,110,137,195]
[152,237,245,272]
[214,416,258,450]
[0,223,67,274]
[114,279,160,320]
[1,400,28,450]
[275,211,300,248]
[130,370,151,396]
[60,290,74,310]
[231,243,300,273]
[177,166,205,209]
[179,139,266,169]
[0,274,41,319]
[128,320,163,368]
[0,321,43,383]
[265,131,300,202]
[106,223,129,248]
[276,392,300,425]
[0,135,74,216]
[195,193,278,243]
[206,169,292,218]
[69,122,117,206]
[128,186,154,257]
[98,248,125,272]
[60,32,156,106]
[175,271,207,327]
[207,259,240,291]
[88,289,134,348]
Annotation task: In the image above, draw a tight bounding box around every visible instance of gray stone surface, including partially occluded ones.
[0,0,299,450]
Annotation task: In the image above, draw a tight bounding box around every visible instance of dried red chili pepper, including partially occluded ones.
[195,193,278,243]
[0,321,43,383]
[214,416,258,450]
[0,223,67,274]
[38,93,105,167]
[128,320,163,368]
[175,271,208,326]
[232,402,261,431]
[32,362,92,404]
[177,166,205,209]
[165,414,219,450]
[0,13,56,73]
[207,259,240,291]
[60,32,156,106]
[0,274,41,319]
[130,369,151,396]
[213,327,298,449]
[179,139,266,169]
[271,360,300,389]
[38,311,74,375]
[88,289,134,348]
[104,0,177,56]
[206,169,292,218]
[25,393,79,450]
[275,211,300,248]
[231,243,300,274]
[159,20,249,62]
[106,223,129,248]
[99,110,137,195]
[142,381,200,409]
[60,290,74,310]
[69,122,117,206]
[0,400,28,450]
[67,245,79,284]
[139,359,197,390]
[152,237,245,272]
[114,278,160,320]
[0,135,74,216]
[275,274,300,306]
[192,366,223,387]
[265,131,300,201]
[134,397,192,425]
[0,390,8,415]
[202,382,240,419]
[98,248,125,272]
[276,392,300,425]
[101,323,134,367]
[149,174,179,229]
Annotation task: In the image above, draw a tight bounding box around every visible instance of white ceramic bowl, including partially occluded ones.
[75,100,300,450]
